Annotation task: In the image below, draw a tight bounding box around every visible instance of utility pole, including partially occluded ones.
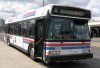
[43,0,44,6]
[13,8,15,17]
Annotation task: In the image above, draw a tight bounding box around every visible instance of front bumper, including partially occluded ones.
[46,53,93,62]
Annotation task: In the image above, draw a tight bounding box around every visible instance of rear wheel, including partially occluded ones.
[7,39,10,45]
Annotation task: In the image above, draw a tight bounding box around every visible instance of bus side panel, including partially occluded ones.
[23,38,34,50]
[10,35,24,48]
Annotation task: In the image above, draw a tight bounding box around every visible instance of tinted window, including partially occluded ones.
[18,22,22,35]
[28,19,35,38]
[14,23,18,35]
[47,17,73,40]
[7,24,13,34]
[22,21,28,37]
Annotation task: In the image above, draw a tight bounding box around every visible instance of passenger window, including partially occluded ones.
[22,22,28,37]
[28,20,35,38]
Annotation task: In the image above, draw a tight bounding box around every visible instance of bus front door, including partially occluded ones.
[35,19,45,58]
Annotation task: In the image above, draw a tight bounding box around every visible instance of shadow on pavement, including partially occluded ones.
[37,58,100,68]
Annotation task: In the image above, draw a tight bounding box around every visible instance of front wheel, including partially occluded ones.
[29,47,37,61]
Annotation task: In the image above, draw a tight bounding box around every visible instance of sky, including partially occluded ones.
[0,0,100,20]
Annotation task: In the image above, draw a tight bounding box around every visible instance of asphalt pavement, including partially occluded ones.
[0,33,100,68]
[0,33,4,42]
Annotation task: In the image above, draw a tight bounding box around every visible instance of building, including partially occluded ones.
[89,21,100,37]
[0,19,5,32]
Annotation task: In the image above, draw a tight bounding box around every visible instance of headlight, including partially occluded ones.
[82,49,90,53]
[47,51,60,56]
[52,51,60,55]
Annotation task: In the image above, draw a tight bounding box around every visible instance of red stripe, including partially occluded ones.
[46,43,90,46]
[23,11,36,16]
[23,38,34,43]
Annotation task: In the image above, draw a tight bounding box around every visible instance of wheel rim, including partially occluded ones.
[30,48,34,58]
[7,41,10,45]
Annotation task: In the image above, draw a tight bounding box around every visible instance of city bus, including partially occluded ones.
[4,4,93,63]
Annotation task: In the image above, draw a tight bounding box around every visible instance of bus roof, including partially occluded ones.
[5,4,53,24]
[5,4,91,24]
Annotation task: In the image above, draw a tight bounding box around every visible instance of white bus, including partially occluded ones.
[4,4,93,63]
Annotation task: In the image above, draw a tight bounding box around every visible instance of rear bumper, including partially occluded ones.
[46,53,93,62]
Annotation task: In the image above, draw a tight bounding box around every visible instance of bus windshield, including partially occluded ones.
[47,17,73,40]
[47,17,90,40]
[74,20,90,40]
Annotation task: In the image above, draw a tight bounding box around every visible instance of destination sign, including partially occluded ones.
[51,6,91,18]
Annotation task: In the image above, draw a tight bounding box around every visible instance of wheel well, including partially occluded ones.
[28,43,33,54]
[7,36,10,43]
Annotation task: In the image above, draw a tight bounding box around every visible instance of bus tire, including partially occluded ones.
[29,45,37,61]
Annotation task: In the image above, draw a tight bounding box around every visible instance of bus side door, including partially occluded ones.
[35,19,45,58]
